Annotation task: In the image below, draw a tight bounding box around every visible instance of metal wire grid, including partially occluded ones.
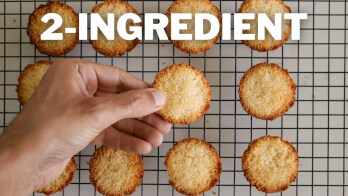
[0,0,347,195]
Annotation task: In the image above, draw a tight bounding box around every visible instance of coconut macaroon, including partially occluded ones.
[89,146,144,196]
[37,157,76,195]
[242,136,298,193]
[166,0,222,53]
[16,60,51,105]
[152,63,211,124]
[165,138,221,195]
[238,62,296,120]
[27,1,79,56]
[238,0,291,52]
[90,0,141,57]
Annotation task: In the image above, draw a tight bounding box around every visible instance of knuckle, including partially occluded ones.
[135,143,151,154]
[53,58,84,67]
[152,131,163,147]
[120,92,144,113]
[164,123,172,133]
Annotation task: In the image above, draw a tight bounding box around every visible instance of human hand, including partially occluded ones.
[0,58,171,195]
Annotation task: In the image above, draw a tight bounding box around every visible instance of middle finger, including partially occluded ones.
[113,118,163,147]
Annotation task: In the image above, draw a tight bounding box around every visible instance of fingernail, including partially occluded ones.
[151,90,166,107]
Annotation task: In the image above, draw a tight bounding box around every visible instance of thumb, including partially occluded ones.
[86,88,166,125]
[114,88,166,119]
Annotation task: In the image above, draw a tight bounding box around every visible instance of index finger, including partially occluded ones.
[85,60,150,92]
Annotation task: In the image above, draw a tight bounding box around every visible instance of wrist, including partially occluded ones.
[0,132,42,195]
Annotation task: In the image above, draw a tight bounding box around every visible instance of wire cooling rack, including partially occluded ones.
[0,0,347,195]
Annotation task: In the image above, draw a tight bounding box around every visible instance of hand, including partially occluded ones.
[0,59,171,195]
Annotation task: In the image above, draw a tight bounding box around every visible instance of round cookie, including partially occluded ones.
[242,135,298,193]
[90,0,141,57]
[238,62,296,120]
[238,0,291,52]
[89,146,144,196]
[152,63,211,124]
[27,1,79,56]
[165,138,222,195]
[37,157,76,195]
[16,60,51,105]
[166,0,222,53]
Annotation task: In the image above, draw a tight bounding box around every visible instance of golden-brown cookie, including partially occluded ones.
[89,146,144,196]
[37,157,76,195]
[242,135,298,193]
[238,62,296,120]
[238,0,291,52]
[90,0,141,57]
[166,0,222,53]
[165,138,222,195]
[16,60,51,105]
[152,63,211,125]
[27,1,79,57]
